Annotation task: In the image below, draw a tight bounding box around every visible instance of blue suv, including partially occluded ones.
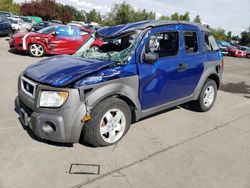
[16,20,223,147]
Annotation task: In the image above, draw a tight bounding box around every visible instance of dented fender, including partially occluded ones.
[79,75,141,121]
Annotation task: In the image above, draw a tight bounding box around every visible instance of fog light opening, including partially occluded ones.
[42,121,56,134]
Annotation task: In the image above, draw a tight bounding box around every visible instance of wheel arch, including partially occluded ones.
[193,61,222,100]
[82,76,141,123]
[28,40,49,54]
[207,73,220,89]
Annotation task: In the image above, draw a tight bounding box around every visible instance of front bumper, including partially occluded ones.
[9,37,24,51]
[17,75,87,143]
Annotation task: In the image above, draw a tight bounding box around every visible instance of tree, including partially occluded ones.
[179,12,190,21]
[240,28,250,46]
[170,12,179,20]
[0,0,20,14]
[210,28,227,40]
[133,9,155,22]
[159,15,170,20]
[170,12,190,21]
[20,0,85,23]
[193,15,201,24]
[103,2,155,26]
[226,31,232,41]
[21,0,60,20]
[86,9,102,23]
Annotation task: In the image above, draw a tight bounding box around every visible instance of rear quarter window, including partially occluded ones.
[184,31,199,54]
[204,33,219,51]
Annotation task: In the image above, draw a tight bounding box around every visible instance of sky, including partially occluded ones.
[14,0,250,36]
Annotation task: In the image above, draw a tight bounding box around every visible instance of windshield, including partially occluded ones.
[21,17,32,23]
[11,20,18,24]
[76,30,141,64]
[37,26,55,34]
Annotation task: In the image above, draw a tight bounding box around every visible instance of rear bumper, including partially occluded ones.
[17,75,87,143]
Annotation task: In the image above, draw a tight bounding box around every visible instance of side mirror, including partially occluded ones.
[143,52,159,64]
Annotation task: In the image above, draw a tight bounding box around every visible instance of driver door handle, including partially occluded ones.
[177,63,188,72]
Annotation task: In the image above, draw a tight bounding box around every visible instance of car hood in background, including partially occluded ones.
[24,55,115,87]
[12,32,40,38]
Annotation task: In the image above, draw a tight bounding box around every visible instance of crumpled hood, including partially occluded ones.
[24,55,115,87]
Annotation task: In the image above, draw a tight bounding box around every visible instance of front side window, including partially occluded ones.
[55,26,80,37]
[184,31,198,54]
[145,31,179,58]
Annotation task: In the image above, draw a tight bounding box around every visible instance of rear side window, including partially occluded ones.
[204,34,219,51]
[184,31,198,54]
[145,31,179,58]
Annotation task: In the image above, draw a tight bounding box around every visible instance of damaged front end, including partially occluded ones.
[17,28,143,143]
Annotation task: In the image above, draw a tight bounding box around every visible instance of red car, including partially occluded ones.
[9,25,103,57]
[227,46,246,58]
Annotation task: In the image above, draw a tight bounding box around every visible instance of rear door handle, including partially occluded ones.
[177,63,187,72]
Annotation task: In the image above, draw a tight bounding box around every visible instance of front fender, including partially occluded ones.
[79,75,141,120]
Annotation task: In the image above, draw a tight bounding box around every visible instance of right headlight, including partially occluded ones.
[39,91,68,108]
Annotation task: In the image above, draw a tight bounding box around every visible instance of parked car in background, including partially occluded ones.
[0,13,11,36]
[0,11,12,18]
[227,45,246,57]
[20,16,34,31]
[217,40,246,58]
[217,43,228,55]
[27,16,42,24]
[238,46,250,58]
[31,21,53,31]
[51,20,63,24]
[8,17,28,32]
[70,21,87,26]
[16,20,223,147]
[9,25,103,57]
[67,23,83,28]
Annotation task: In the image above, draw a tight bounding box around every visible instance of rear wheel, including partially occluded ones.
[192,79,217,112]
[29,43,45,57]
[82,98,131,147]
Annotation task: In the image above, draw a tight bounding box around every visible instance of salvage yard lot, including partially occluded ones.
[0,36,250,188]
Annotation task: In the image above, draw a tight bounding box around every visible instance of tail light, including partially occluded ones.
[221,58,224,70]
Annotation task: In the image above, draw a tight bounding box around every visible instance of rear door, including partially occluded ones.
[180,24,205,97]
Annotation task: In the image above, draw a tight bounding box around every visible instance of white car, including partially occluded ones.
[8,18,28,32]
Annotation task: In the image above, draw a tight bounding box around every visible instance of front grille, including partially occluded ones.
[21,76,37,98]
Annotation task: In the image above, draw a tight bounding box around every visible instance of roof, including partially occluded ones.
[98,20,210,38]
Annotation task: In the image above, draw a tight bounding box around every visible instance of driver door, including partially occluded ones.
[137,25,203,110]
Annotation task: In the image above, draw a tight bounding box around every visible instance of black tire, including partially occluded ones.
[28,43,45,57]
[8,29,13,37]
[191,79,217,112]
[82,97,132,147]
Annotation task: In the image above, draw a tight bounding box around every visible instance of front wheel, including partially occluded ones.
[192,79,217,112]
[82,98,132,147]
[29,43,45,57]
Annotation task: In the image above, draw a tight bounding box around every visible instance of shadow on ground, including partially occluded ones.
[220,82,250,98]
